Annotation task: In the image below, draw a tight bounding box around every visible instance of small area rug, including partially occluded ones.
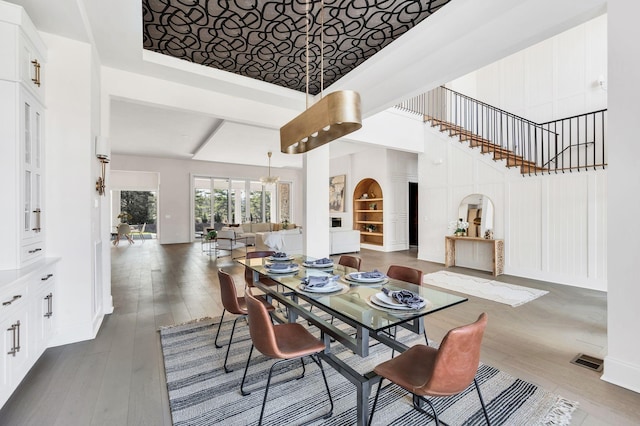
[160,317,576,425]
[423,271,548,307]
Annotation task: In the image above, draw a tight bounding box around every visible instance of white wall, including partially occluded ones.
[602,0,640,394]
[110,154,303,244]
[449,14,607,123]
[43,32,105,345]
[419,127,607,290]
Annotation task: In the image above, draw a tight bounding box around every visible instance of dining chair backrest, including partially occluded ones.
[245,288,280,358]
[386,265,423,285]
[217,269,246,315]
[244,251,275,287]
[339,255,361,271]
[420,312,488,395]
[117,223,131,235]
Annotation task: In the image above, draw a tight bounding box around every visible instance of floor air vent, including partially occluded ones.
[571,353,604,372]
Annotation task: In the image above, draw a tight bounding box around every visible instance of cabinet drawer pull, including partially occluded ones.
[44,293,53,318]
[31,59,41,86]
[2,295,22,306]
[28,248,42,254]
[41,273,54,281]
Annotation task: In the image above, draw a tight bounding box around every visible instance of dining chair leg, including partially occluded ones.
[240,344,255,396]
[413,394,440,426]
[257,356,332,425]
[214,310,227,348]
[223,315,244,373]
[369,378,384,425]
[474,378,491,425]
[312,355,334,419]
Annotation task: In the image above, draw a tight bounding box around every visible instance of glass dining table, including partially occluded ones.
[238,254,467,426]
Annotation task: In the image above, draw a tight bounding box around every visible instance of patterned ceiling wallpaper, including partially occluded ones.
[142,0,452,95]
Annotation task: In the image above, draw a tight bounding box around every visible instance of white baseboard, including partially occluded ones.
[602,355,640,394]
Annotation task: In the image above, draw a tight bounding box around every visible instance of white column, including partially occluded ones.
[302,145,330,258]
[603,1,640,393]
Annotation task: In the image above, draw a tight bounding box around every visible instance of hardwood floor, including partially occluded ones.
[0,240,639,425]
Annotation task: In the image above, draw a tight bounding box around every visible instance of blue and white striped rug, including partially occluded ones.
[160,317,577,425]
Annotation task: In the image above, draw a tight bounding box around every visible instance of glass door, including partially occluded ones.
[194,177,212,238]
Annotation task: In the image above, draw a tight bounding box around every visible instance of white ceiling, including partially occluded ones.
[6,0,607,169]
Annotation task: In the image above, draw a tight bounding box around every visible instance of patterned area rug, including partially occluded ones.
[159,317,576,425]
[423,271,549,307]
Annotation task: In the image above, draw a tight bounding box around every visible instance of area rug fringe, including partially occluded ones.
[541,396,579,426]
[157,316,216,332]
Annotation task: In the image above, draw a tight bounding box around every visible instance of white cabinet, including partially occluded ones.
[0,1,46,270]
[0,279,29,405]
[0,259,57,408]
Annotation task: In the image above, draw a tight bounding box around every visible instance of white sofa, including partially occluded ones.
[330,229,361,254]
[255,228,303,254]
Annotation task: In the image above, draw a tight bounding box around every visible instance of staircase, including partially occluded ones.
[426,116,546,174]
[398,86,607,176]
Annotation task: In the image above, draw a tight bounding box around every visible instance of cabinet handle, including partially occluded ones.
[7,321,19,357]
[28,248,42,254]
[16,320,21,353]
[41,273,54,281]
[32,208,42,232]
[31,59,41,86]
[2,295,22,306]
[44,293,53,318]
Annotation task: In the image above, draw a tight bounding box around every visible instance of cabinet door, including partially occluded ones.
[0,310,29,395]
[20,90,44,245]
[33,284,54,355]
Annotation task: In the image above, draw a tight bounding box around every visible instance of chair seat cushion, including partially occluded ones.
[374,344,437,394]
[272,323,325,358]
[237,295,275,314]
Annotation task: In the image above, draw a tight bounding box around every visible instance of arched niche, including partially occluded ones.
[353,178,383,246]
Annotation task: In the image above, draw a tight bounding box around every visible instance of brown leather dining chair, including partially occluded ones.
[240,288,334,425]
[386,264,423,285]
[339,255,362,271]
[386,265,427,352]
[215,269,274,373]
[369,313,491,426]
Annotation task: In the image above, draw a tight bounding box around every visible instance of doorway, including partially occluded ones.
[409,182,418,246]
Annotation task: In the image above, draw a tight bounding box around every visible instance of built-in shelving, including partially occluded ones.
[353,179,383,246]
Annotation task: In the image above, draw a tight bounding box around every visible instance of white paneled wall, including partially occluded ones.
[449,14,607,123]
[420,128,607,291]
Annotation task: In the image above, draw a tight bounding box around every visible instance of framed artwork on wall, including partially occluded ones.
[278,181,291,221]
[329,174,346,212]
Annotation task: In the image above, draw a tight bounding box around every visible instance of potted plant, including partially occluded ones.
[206,230,217,241]
[117,211,132,223]
[281,219,290,230]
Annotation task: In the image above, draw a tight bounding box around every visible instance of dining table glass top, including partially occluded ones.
[238,254,467,333]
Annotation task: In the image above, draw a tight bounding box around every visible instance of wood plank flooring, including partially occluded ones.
[0,240,639,425]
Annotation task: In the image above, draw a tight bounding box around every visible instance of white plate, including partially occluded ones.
[368,295,425,311]
[345,272,387,283]
[298,282,344,293]
[268,255,294,261]
[303,261,334,268]
[341,276,389,286]
[264,265,299,274]
[372,292,427,310]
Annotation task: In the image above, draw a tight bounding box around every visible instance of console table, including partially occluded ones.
[444,236,504,276]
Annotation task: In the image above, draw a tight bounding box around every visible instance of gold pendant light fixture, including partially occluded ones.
[280,0,362,154]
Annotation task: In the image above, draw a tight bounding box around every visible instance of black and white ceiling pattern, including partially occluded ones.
[142,0,452,95]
